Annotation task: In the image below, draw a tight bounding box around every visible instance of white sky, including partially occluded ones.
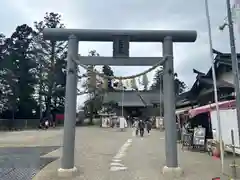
[2,0,240,108]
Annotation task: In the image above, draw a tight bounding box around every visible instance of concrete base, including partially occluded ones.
[58,166,78,177]
[162,166,183,178]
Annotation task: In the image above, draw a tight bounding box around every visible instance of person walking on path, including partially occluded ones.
[138,119,145,137]
[146,120,152,135]
[133,118,139,136]
[119,116,127,131]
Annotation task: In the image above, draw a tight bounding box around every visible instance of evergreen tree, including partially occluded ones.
[174,73,186,95]
[83,50,101,124]
[151,70,186,95]
[0,24,37,119]
[0,33,7,111]
[33,12,67,116]
[151,69,163,91]
[102,65,114,90]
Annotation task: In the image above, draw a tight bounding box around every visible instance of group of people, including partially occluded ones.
[117,115,152,137]
[38,111,56,130]
[133,118,152,137]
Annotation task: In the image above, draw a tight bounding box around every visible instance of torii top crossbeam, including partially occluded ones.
[43,28,197,42]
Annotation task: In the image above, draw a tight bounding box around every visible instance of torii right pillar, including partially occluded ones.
[162,36,183,178]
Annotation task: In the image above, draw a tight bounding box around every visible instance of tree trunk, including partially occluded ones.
[53,97,57,108]
[45,42,55,118]
[45,92,52,117]
[88,101,94,125]
[39,62,43,120]
[10,108,15,130]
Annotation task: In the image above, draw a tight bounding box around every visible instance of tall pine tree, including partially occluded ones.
[33,12,67,116]
[1,24,37,119]
[151,69,186,95]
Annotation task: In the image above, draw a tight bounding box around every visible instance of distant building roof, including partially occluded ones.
[138,91,162,105]
[103,89,194,109]
[103,90,162,107]
[103,91,145,107]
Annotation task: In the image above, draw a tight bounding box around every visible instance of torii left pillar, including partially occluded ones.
[58,34,78,176]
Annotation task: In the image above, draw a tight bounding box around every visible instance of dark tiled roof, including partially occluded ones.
[198,86,234,97]
[190,77,234,100]
[103,90,162,107]
[138,91,162,105]
[175,91,196,107]
[205,49,240,77]
[103,90,193,108]
[190,49,237,94]
[198,77,234,88]
[103,91,145,107]
[176,91,191,102]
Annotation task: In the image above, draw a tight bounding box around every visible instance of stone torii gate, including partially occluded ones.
[43,29,197,177]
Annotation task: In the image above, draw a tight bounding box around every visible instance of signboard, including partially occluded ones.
[113,35,129,58]
[193,127,206,146]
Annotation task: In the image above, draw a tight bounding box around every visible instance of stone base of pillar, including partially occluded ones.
[58,166,78,177]
[162,166,183,178]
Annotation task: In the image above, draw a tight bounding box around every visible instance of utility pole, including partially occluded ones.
[226,0,240,143]
[121,85,124,117]
[159,74,162,117]
[204,0,224,172]
[159,73,163,129]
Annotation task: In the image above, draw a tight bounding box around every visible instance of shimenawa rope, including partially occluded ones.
[71,55,171,80]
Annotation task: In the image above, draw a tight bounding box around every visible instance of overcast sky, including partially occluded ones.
[2,0,240,107]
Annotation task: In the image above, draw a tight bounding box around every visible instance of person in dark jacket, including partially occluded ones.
[138,119,145,137]
[146,120,152,134]
[138,120,145,130]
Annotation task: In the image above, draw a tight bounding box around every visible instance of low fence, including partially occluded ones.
[0,118,102,131]
[0,119,40,130]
